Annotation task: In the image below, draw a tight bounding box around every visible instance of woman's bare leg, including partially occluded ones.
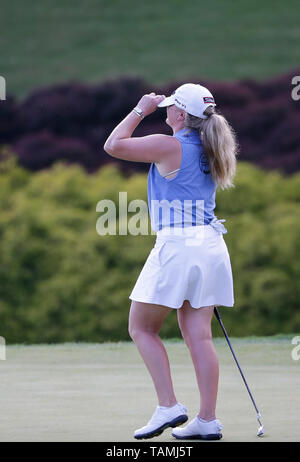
[177,301,219,420]
[128,300,177,407]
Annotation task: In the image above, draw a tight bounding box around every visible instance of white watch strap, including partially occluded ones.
[133,107,144,119]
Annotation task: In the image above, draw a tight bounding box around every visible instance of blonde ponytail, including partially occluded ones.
[184,106,239,190]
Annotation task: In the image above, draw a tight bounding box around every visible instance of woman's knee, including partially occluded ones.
[128,301,169,341]
[128,321,158,342]
[128,320,141,341]
[180,324,212,350]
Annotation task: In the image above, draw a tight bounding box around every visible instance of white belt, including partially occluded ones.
[156,217,228,240]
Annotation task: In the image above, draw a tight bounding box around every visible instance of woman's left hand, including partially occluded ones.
[136,93,165,117]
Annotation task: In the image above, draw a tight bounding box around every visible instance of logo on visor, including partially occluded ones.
[203,96,215,104]
[175,97,186,109]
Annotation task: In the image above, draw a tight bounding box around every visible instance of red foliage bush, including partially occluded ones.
[0,69,299,174]
[14,131,97,171]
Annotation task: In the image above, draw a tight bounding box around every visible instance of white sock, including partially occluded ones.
[158,402,178,410]
[198,416,215,423]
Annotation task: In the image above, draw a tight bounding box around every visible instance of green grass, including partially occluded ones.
[1,336,299,441]
[1,0,300,98]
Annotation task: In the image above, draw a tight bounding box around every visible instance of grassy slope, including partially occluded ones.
[1,336,299,442]
[1,0,300,98]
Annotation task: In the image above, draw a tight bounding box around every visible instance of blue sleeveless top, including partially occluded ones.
[147,128,227,233]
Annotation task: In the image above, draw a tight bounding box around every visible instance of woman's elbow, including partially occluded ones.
[103,139,116,156]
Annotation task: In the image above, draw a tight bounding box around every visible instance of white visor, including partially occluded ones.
[157,95,175,108]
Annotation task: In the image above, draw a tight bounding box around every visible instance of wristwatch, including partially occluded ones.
[132,106,144,119]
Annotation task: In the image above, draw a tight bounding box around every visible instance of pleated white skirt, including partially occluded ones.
[129,222,234,309]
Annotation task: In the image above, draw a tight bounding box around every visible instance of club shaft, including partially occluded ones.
[214,307,261,418]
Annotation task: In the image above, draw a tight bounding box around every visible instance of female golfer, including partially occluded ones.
[104,83,237,440]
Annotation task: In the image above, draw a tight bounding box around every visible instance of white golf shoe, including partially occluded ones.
[134,402,188,439]
[172,416,223,440]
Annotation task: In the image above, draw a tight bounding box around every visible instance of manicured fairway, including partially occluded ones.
[0,337,299,442]
[1,0,300,97]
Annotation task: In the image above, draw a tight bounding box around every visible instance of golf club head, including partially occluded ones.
[257,425,265,437]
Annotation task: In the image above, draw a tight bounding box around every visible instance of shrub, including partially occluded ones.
[0,69,299,175]
[0,153,299,343]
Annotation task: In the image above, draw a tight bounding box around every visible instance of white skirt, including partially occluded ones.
[129,219,234,309]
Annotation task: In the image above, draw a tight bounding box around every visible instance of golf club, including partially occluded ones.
[214,307,265,437]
